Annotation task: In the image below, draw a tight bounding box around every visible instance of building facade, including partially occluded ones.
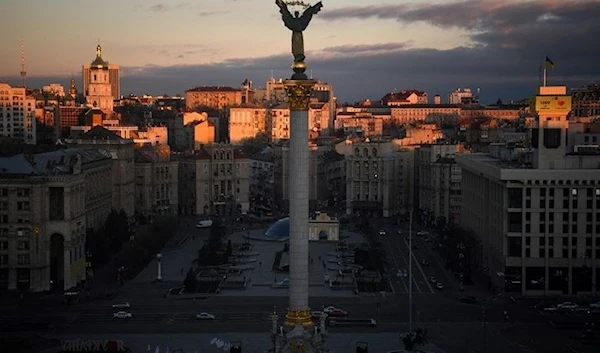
[177,144,249,216]
[0,83,37,144]
[67,126,135,217]
[185,86,244,110]
[415,143,464,227]
[458,86,600,296]
[336,139,414,217]
[0,154,87,292]
[134,145,179,219]
[83,45,120,100]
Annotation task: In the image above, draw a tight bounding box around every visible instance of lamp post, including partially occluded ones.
[156,253,163,282]
[408,210,413,334]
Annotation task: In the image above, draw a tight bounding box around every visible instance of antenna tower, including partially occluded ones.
[20,41,27,87]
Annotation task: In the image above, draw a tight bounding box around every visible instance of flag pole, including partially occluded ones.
[543,66,547,86]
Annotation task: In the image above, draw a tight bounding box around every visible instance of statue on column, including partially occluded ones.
[275,0,323,79]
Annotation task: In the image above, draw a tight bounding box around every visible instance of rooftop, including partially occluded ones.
[186,86,240,92]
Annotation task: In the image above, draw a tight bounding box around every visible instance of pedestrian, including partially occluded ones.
[259,261,262,268]
[181,268,184,274]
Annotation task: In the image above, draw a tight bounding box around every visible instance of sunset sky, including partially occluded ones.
[1,0,600,102]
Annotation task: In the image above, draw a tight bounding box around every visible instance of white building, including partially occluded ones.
[448,88,473,105]
[42,84,66,97]
[83,45,117,113]
[457,86,600,296]
[0,83,36,144]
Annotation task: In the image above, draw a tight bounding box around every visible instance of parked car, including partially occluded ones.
[112,302,130,309]
[113,311,132,319]
[429,277,437,283]
[196,220,213,228]
[459,296,479,304]
[328,309,348,317]
[323,306,341,314]
[436,283,445,290]
[589,302,600,308]
[397,230,404,235]
[195,312,216,320]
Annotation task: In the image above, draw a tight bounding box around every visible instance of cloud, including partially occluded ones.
[148,4,168,12]
[197,10,228,17]
[10,1,600,103]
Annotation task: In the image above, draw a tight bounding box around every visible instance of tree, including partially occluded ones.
[240,132,270,156]
[402,328,428,351]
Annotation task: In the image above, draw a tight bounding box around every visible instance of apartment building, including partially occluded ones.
[0,83,36,144]
[458,86,600,296]
[229,104,268,144]
[185,86,246,110]
[134,145,179,219]
[336,139,414,217]
[177,144,249,216]
[415,143,465,227]
[67,126,135,217]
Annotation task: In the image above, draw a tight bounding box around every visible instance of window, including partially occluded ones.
[17,254,30,264]
[0,241,7,250]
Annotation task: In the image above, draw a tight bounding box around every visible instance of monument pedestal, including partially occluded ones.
[270,311,329,353]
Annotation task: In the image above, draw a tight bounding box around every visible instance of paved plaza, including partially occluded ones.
[133,220,366,298]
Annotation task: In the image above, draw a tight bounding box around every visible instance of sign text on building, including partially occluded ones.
[535,96,572,112]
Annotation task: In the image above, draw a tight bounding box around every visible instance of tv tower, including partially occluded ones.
[20,41,27,88]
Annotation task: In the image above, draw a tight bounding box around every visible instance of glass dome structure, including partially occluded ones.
[264,217,290,238]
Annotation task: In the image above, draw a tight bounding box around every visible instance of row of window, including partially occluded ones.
[0,254,29,265]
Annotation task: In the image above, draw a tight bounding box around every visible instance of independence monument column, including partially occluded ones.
[272,2,328,352]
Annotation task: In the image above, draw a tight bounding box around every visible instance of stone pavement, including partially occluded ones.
[48,332,446,353]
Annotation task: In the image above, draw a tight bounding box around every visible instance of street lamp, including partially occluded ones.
[156,253,163,282]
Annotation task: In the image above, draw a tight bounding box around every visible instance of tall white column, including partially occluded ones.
[283,80,316,328]
[289,108,309,310]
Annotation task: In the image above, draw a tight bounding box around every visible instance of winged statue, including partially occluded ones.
[275,0,323,62]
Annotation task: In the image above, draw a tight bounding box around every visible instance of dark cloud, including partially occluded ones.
[197,11,228,17]
[8,1,600,103]
[148,2,190,12]
[148,4,168,12]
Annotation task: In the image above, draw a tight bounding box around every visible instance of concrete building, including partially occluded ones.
[334,112,385,137]
[448,88,474,104]
[415,143,465,227]
[134,145,178,219]
[176,144,249,216]
[457,86,600,296]
[0,154,87,292]
[567,120,600,153]
[67,126,135,217]
[229,104,268,144]
[0,83,37,144]
[249,150,275,210]
[391,104,461,124]
[83,45,119,112]
[336,139,414,217]
[42,84,66,97]
[83,45,120,100]
[185,86,245,110]
[381,90,428,105]
[571,84,600,118]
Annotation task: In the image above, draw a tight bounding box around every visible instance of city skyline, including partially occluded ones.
[1,0,600,102]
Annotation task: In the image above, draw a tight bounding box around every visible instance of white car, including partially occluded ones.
[112,302,130,309]
[379,229,387,236]
[557,302,578,310]
[323,306,340,314]
[196,220,213,228]
[590,302,600,308]
[113,311,132,319]
[436,283,444,290]
[311,311,327,319]
[416,231,429,236]
[195,312,216,320]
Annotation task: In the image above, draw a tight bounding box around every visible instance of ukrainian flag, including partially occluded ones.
[544,56,555,69]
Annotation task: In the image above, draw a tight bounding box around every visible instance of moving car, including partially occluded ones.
[557,302,578,310]
[416,231,429,236]
[429,277,437,283]
[323,306,340,314]
[195,312,216,320]
[421,260,430,266]
[397,230,404,235]
[436,283,444,290]
[276,278,290,287]
[311,311,326,319]
[196,220,213,228]
[379,229,387,236]
[112,302,130,309]
[113,311,132,319]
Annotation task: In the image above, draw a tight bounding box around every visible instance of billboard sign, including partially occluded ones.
[535,96,572,112]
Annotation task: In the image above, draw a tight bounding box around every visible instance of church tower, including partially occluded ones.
[82,44,114,114]
[68,78,77,99]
